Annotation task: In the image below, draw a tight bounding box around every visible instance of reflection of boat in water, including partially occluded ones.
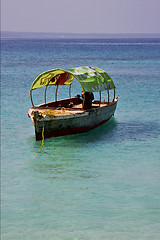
[28,66,118,140]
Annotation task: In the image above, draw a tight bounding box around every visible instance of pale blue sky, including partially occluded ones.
[1,0,160,33]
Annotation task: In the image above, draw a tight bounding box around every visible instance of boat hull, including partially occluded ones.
[31,100,117,140]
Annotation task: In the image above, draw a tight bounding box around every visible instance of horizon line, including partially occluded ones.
[1,31,160,39]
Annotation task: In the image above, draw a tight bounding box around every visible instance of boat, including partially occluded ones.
[28,66,118,140]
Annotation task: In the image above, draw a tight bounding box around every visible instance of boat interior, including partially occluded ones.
[30,94,117,116]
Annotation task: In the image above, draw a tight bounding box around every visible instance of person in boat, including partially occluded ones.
[82,92,94,110]
[75,94,83,103]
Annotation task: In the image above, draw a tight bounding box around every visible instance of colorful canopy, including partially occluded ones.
[30,66,115,93]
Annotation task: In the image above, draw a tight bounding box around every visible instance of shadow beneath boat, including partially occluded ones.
[28,118,160,178]
[113,119,160,143]
[29,117,160,150]
[28,118,118,166]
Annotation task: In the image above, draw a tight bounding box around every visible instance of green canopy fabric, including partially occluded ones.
[30,66,115,93]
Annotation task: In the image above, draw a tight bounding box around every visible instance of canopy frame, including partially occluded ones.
[29,66,116,107]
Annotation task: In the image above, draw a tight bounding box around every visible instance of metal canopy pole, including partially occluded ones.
[30,91,34,106]
[69,84,71,99]
[55,85,58,102]
[99,91,101,106]
[44,85,48,104]
[108,90,109,103]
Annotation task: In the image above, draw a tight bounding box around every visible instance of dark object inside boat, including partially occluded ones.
[82,92,94,110]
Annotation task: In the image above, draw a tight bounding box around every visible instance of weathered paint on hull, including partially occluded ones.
[33,101,117,140]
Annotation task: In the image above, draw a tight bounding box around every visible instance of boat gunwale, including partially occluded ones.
[28,98,118,118]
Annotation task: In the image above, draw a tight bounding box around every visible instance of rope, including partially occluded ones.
[29,106,75,163]
[41,107,75,116]
[32,118,45,160]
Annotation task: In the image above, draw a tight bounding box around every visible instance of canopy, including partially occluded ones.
[30,66,115,93]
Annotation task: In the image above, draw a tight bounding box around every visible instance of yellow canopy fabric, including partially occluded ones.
[30,66,115,93]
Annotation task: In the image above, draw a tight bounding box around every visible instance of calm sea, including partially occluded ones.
[1,37,160,240]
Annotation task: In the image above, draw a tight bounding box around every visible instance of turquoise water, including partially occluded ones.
[1,38,160,240]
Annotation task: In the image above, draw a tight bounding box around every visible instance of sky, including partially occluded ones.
[1,0,160,34]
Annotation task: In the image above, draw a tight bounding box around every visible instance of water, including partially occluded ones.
[1,37,160,240]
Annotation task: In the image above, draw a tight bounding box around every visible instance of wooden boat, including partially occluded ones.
[28,66,118,140]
